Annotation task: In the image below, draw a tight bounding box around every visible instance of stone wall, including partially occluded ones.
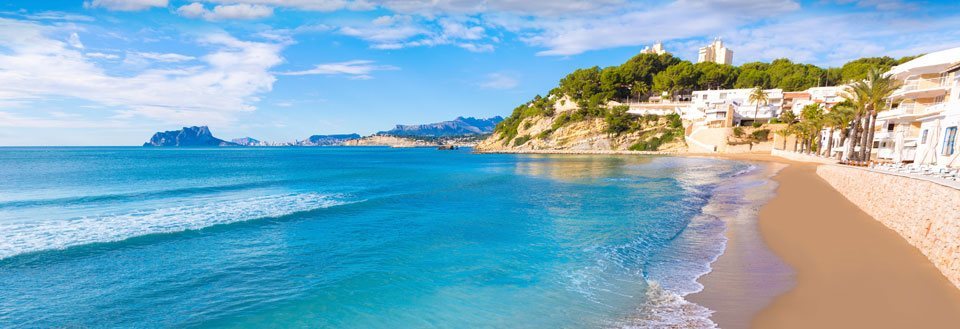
[816,165,960,289]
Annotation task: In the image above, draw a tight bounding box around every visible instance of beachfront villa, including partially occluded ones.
[874,47,960,167]
[640,41,668,55]
[687,88,784,127]
[698,38,734,65]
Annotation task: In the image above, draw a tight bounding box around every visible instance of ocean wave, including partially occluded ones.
[612,281,716,329]
[0,193,352,260]
[0,179,316,209]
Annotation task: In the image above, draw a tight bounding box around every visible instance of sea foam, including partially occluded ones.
[0,193,351,259]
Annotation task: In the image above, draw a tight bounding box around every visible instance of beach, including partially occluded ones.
[693,153,960,328]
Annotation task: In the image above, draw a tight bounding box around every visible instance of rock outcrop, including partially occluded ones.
[231,137,264,146]
[143,126,239,147]
[476,101,687,153]
[342,135,439,147]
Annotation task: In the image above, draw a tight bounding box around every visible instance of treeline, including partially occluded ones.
[555,53,918,106]
[494,51,917,143]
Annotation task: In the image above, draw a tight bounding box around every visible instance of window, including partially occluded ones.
[719,93,727,100]
[944,127,958,156]
[935,95,945,104]
[887,123,895,132]
[921,129,929,144]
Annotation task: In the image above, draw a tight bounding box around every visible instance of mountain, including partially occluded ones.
[231,137,264,146]
[297,134,361,146]
[143,126,239,147]
[379,116,503,137]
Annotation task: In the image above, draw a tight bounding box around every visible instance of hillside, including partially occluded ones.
[476,99,686,152]
[478,52,915,152]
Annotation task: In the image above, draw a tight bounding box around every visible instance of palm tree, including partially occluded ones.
[748,86,770,125]
[800,104,825,155]
[823,105,854,157]
[841,86,870,161]
[860,69,902,161]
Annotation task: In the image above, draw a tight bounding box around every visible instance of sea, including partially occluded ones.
[0,147,771,328]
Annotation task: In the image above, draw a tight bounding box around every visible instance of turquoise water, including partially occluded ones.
[0,147,763,328]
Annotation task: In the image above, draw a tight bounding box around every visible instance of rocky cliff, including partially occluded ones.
[342,135,439,147]
[231,137,264,146]
[380,116,503,137]
[476,99,687,153]
[143,126,238,147]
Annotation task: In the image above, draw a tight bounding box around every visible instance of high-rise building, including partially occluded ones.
[697,38,733,65]
[640,41,667,55]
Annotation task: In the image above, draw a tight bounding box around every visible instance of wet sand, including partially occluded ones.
[693,154,960,328]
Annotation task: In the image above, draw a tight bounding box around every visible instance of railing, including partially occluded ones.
[897,77,948,93]
[889,101,945,115]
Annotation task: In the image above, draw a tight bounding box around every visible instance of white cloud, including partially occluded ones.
[339,15,494,52]
[84,0,168,11]
[177,3,274,20]
[133,52,196,62]
[724,12,960,66]
[86,52,120,60]
[23,11,96,21]
[279,60,398,79]
[0,17,286,125]
[67,32,84,49]
[479,72,518,90]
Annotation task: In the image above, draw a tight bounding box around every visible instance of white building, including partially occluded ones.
[792,86,846,114]
[876,47,960,167]
[640,41,668,55]
[697,38,733,65]
[686,88,783,127]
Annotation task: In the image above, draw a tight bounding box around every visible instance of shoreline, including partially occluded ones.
[480,150,960,327]
[705,154,960,328]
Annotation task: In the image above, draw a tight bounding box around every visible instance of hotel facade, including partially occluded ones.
[875,47,960,167]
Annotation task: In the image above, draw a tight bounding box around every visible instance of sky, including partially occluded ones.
[1,0,960,145]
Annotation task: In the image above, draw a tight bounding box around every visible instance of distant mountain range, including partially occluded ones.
[297,134,361,146]
[143,126,238,147]
[143,116,501,147]
[379,116,503,137]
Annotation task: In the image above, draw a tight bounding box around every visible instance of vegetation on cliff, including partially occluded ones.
[488,52,918,151]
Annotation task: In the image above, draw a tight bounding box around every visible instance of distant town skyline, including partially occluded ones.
[2,0,960,145]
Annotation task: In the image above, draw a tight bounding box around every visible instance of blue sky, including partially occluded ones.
[1,0,959,145]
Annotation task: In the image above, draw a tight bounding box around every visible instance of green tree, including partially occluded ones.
[748,86,770,124]
[653,61,700,98]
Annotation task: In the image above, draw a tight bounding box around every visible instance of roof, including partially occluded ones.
[887,46,960,78]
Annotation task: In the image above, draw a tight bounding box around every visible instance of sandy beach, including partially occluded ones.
[693,153,960,328]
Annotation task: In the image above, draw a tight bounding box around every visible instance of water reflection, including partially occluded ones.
[512,155,656,183]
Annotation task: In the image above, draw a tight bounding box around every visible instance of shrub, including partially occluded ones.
[751,129,770,141]
[604,106,633,134]
[629,136,663,151]
[752,121,763,128]
[513,134,531,146]
[536,129,554,139]
[666,113,682,129]
[733,126,745,138]
[523,121,533,130]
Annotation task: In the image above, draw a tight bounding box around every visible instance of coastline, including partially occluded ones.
[481,150,960,327]
[705,154,960,328]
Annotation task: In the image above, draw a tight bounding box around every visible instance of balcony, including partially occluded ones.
[892,77,950,99]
